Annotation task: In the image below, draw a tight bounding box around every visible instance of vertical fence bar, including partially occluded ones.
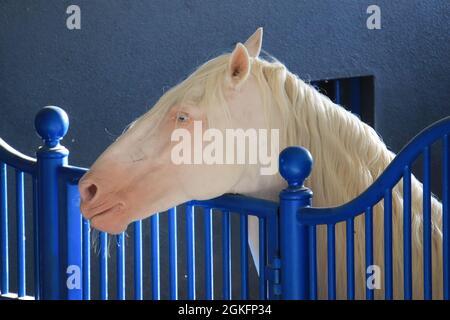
[35,106,69,299]
[116,233,125,300]
[150,214,160,300]
[423,146,432,299]
[134,221,143,300]
[32,176,40,299]
[365,206,374,300]
[266,213,279,300]
[279,146,313,299]
[350,78,361,116]
[16,170,25,297]
[65,183,83,300]
[99,232,108,300]
[346,218,355,300]
[168,207,178,300]
[82,219,90,300]
[222,210,232,300]
[204,208,214,300]
[258,217,266,300]
[384,189,393,300]
[240,214,249,299]
[443,134,449,300]
[186,204,196,300]
[0,162,8,295]
[327,224,336,300]
[334,79,341,105]
[403,166,413,299]
[308,225,317,299]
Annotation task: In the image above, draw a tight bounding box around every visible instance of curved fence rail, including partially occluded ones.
[0,106,449,300]
[291,116,450,300]
[0,138,38,299]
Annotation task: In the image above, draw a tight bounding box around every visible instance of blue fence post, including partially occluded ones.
[35,106,70,300]
[279,146,313,299]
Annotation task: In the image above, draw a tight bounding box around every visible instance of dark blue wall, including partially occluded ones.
[0,0,449,299]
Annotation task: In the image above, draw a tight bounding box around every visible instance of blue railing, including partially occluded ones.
[0,106,449,300]
[290,116,450,300]
[0,106,281,300]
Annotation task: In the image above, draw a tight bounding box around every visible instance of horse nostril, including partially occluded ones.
[80,183,98,203]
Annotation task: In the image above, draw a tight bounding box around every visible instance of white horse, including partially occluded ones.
[79,28,443,299]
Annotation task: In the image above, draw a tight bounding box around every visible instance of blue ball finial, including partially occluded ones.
[35,106,69,148]
[279,146,313,188]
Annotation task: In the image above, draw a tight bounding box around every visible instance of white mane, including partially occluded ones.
[251,56,443,299]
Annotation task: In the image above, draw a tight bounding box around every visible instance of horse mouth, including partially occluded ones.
[86,202,124,220]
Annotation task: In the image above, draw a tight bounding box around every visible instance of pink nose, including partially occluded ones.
[79,181,99,204]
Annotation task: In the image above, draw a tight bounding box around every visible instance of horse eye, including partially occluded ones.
[177,113,189,122]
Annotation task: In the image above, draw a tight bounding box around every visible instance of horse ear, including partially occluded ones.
[244,27,263,58]
[228,42,251,88]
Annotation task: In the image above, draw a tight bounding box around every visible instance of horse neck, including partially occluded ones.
[293,83,395,207]
[229,72,394,205]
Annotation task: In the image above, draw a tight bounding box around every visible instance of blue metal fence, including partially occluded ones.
[297,117,450,299]
[0,106,449,300]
